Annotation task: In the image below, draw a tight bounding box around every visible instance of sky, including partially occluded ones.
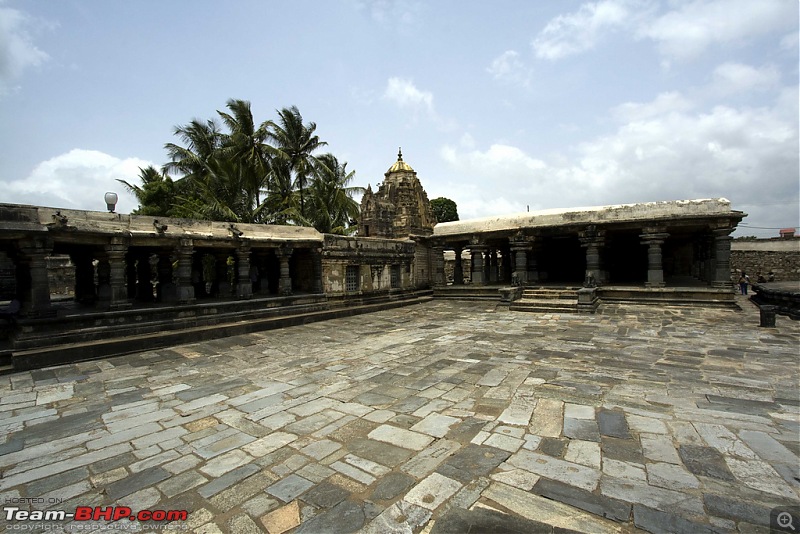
[0,0,797,237]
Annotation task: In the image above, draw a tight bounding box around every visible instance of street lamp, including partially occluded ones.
[105,192,118,213]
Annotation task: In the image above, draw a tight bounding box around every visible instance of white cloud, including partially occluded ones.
[487,50,531,86]
[612,91,693,121]
[354,0,423,27]
[710,62,781,95]
[532,0,646,60]
[384,77,434,114]
[1,149,151,214]
[0,3,49,96]
[639,0,797,61]
[440,90,798,236]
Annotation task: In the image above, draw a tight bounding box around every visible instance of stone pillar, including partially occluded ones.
[579,226,606,287]
[215,252,232,297]
[509,235,530,286]
[500,246,512,283]
[277,246,293,296]
[126,253,137,298]
[453,246,464,285]
[483,249,492,284]
[311,246,323,294]
[640,230,669,287]
[104,239,130,309]
[174,239,195,304]
[16,239,53,316]
[235,241,253,299]
[470,244,486,285]
[431,245,445,287]
[711,228,733,289]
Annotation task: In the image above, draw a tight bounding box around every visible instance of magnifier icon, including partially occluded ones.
[778,511,796,531]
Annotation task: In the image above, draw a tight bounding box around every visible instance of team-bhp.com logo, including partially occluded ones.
[4,505,188,527]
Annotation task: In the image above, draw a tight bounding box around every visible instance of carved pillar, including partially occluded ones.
[711,228,734,289]
[126,253,137,298]
[483,249,492,284]
[104,239,130,309]
[452,245,464,285]
[640,230,669,287]
[431,244,445,287]
[277,246,293,296]
[174,239,195,304]
[470,241,486,284]
[579,226,606,287]
[510,234,530,286]
[310,246,323,294]
[16,239,53,316]
[235,240,253,299]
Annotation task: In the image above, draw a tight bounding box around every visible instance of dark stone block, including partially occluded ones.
[0,438,23,456]
[370,472,416,501]
[597,408,631,439]
[533,478,631,523]
[437,444,510,483]
[703,494,773,527]
[678,445,735,481]
[601,436,645,464]
[301,481,350,509]
[105,467,171,501]
[563,418,600,442]
[538,437,568,458]
[198,463,260,498]
[389,395,428,413]
[430,506,557,534]
[633,504,718,534]
[347,438,414,468]
[295,500,365,534]
[445,417,487,444]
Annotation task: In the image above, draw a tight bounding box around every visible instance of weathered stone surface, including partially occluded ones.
[678,444,735,481]
[597,409,631,439]
[368,424,434,451]
[295,500,365,534]
[430,506,554,534]
[436,444,510,483]
[370,472,416,501]
[633,504,717,534]
[507,449,600,491]
[533,477,631,522]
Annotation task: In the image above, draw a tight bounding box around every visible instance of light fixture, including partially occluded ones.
[104,192,118,213]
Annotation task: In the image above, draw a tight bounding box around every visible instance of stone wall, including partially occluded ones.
[730,238,800,281]
[321,235,417,296]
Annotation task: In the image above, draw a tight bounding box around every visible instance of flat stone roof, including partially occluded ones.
[0,203,323,243]
[434,198,744,236]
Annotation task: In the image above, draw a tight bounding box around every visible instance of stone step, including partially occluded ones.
[511,300,578,313]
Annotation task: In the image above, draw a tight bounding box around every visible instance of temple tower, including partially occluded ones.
[359,149,436,239]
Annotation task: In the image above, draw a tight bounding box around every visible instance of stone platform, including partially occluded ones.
[0,295,798,533]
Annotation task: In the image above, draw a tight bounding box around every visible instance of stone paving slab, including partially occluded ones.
[0,297,798,533]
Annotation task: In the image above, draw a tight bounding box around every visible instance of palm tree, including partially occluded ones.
[308,154,363,234]
[216,99,275,208]
[117,166,177,216]
[267,106,327,219]
[163,118,223,180]
[263,157,301,225]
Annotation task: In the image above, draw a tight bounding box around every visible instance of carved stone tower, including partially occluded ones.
[359,149,436,239]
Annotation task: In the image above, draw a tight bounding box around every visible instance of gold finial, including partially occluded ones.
[398,147,403,161]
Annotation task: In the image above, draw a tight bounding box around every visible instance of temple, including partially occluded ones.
[0,151,748,371]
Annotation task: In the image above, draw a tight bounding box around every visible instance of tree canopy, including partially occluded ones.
[431,197,459,223]
[119,99,360,234]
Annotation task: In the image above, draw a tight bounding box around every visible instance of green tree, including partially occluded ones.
[431,197,459,223]
[307,154,363,234]
[267,106,327,219]
[117,166,179,217]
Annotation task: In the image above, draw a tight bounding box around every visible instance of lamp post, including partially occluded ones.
[105,192,118,213]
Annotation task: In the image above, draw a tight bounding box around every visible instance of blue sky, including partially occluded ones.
[1,0,797,237]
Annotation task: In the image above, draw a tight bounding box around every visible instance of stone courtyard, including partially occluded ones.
[0,296,798,533]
